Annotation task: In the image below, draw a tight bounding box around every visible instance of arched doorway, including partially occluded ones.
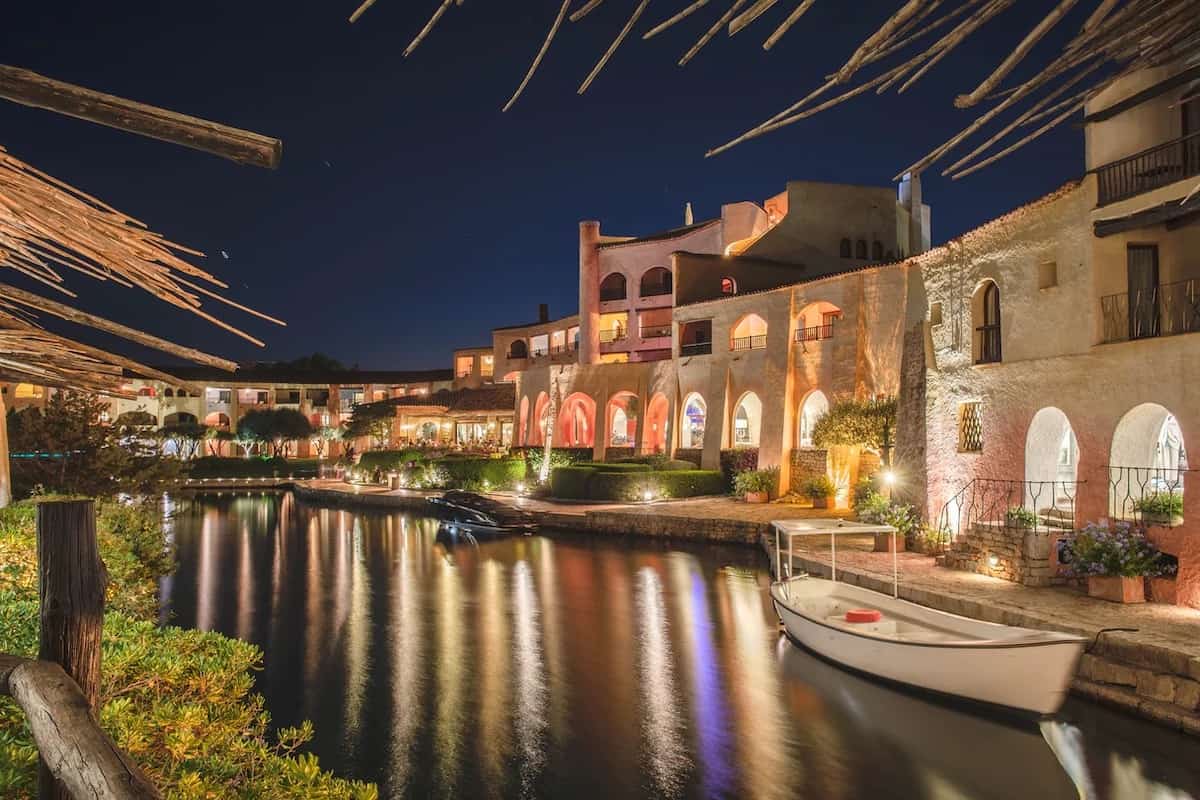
[643,393,668,454]
[518,395,529,445]
[1110,403,1187,520]
[1024,407,1079,514]
[796,302,842,341]
[681,393,706,449]
[730,314,767,350]
[607,392,638,447]
[531,392,550,445]
[164,411,198,425]
[733,392,762,447]
[204,411,230,428]
[557,393,596,447]
[797,390,829,447]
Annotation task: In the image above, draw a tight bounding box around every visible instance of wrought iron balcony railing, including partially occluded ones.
[796,323,834,342]
[1106,465,1191,528]
[935,478,1083,547]
[599,329,627,344]
[1100,279,1200,343]
[730,334,767,351]
[599,288,626,302]
[680,341,711,356]
[640,283,672,297]
[639,324,672,339]
[1095,132,1200,206]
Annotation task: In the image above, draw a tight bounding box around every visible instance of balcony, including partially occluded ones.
[680,341,711,357]
[795,323,834,342]
[599,329,627,344]
[600,287,626,302]
[1096,132,1200,206]
[639,324,672,339]
[1100,279,1200,343]
[731,335,767,351]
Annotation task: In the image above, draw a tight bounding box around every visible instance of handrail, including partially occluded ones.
[1,654,161,799]
[1099,279,1200,343]
[1095,131,1200,206]
[795,323,833,342]
[1105,464,1193,527]
[680,341,711,356]
[935,478,1083,547]
[731,334,767,351]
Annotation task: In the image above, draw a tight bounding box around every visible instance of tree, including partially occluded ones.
[6,391,180,498]
[237,408,314,457]
[311,425,341,459]
[158,421,208,460]
[342,401,395,449]
[812,397,897,458]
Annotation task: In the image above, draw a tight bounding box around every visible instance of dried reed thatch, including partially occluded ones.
[0,143,283,396]
[351,0,1200,180]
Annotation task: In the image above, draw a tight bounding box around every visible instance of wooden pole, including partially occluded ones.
[37,499,108,800]
[0,66,282,169]
[0,390,10,508]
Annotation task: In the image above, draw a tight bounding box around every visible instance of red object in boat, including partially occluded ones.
[845,608,882,623]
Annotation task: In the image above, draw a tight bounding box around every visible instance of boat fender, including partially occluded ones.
[844,608,882,623]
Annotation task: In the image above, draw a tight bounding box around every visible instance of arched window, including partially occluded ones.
[640,267,673,297]
[730,314,767,351]
[973,281,1002,364]
[872,241,883,261]
[839,238,851,258]
[798,390,829,447]
[508,339,528,359]
[177,389,188,398]
[164,388,174,398]
[855,239,867,259]
[137,386,156,397]
[682,393,706,448]
[721,277,737,295]
[599,272,627,302]
[733,392,762,447]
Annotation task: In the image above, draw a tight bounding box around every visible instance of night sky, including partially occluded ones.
[2,1,1085,369]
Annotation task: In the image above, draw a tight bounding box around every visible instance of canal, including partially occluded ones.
[160,493,1200,799]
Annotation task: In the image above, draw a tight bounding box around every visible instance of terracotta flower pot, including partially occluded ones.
[1141,512,1184,527]
[810,495,830,509]
[1149,576,1178,605]
[873,532,906,553]
[745,491,769,504]
[1087,575,1146,604]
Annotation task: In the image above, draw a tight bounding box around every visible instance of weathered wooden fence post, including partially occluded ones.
[36,498,108,800]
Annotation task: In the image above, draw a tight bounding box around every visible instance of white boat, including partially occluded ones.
[770,518,1086,716]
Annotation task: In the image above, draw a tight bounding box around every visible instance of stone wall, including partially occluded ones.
[790,447,828,480]
[941,522,1062,587]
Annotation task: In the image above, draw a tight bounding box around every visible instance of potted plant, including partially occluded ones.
[1066,521,1172,604]
[734,467,779,504]
[800,474,837,509]
[1133,491,1184,527]
[1004,506,1039,530]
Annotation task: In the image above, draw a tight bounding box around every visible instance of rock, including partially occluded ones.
[1135,670,1177,704]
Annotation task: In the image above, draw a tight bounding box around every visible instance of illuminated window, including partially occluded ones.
[721,277,737,295]
[480,354,494,377]
[456,355,474,377]
[599,352,629,364]
[14,383,43,399]
[530,334,549,357]
[958,402,983,452]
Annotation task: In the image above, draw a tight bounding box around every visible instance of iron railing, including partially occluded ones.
[796,323,834,342]
[680,341,711,356]
[975,323,1001,364]
[1106,465,1191,527]
[1100,279,1200,343]
[731,334,767,351]
[600,287,626,302]
[935,478,1083,547]
[599,329,627,344]
[640,282,672,297]
[640,324,672,338]
[1096,132,1200,206]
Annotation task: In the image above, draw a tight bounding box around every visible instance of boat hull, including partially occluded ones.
[771,580,1084,716]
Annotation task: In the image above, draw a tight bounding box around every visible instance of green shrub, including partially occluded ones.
[853,486,917,538]
[549,466,596,499]
[719,449,758,490]
[800,474,837,500]
[652,470,726,499]
[187,456,288,479]
[672,448,703,468]
[1133,491,1184,517]
[733,467,779,496]
[610,455,696,471]
[576,462,652,473]
[357,449,426,472]
[516,446,593,480]
[812,396,896,450]
[0,503,375,799]
[430,457,525,490]
[282,458,323,478]
[1004,507,1039,529]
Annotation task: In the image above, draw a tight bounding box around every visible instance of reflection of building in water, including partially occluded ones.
[387,518,425,798]
[513,560,548,795]
[636,566,690,797]
[434,559,466,793]
[477,560,512,788]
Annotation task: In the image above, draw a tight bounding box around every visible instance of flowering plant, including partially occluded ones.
[1063,521,1176,578]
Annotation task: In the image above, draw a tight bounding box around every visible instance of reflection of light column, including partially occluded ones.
[668,555,733,797]
[532,538,567,748]
[236,525,253,640]
[387,521,425,797]
[724,571,798,799]
[157,495,176,627]
[302,512,325,719]
[478,559,511,786]
[637,567,690,797]
[513,560,548,795]
[195,508,219,631]
[434,558,465,793]
[343,517,371,743]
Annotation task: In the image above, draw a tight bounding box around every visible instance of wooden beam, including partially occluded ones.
[0,66,282,169]
[3,657,161,800]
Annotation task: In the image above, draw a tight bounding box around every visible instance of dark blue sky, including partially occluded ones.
[2,1,1084,369]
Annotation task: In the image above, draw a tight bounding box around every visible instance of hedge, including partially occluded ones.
[431,457,525,490]
[611,455,696,471]
[575,462,652,473]
[673,448,703,468]
[549,465,725,501]
[719,448,758,490]
[357,449,427,472]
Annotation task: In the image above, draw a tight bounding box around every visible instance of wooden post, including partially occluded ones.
[37,499,108,800]
[0,389,11,508]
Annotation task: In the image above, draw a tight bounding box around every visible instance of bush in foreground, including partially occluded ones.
[0,503,376,800]
[550,466,724,501]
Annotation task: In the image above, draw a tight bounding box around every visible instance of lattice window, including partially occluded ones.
[958,402,983,452]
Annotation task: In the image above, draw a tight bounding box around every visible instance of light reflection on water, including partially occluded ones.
[162,493,1200,800]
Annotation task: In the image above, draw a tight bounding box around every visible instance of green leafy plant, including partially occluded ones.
[1004,506,1039,529]
[733,467,780,497]
[799,474,836,500]
[1065,521,1175,578]
[812,397,896,450]
[1133,491,1184,518]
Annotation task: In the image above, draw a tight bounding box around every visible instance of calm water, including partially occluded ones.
[160,493,1200,800]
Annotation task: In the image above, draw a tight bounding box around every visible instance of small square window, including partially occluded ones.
[958,402,983,452]
[1038,261,1057,290]
[929,301,943,326]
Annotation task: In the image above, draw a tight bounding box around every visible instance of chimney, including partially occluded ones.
[684,202,694,226]
[538,303,549,323]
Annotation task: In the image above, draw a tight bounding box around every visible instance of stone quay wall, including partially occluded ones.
[941,522,1063,587]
